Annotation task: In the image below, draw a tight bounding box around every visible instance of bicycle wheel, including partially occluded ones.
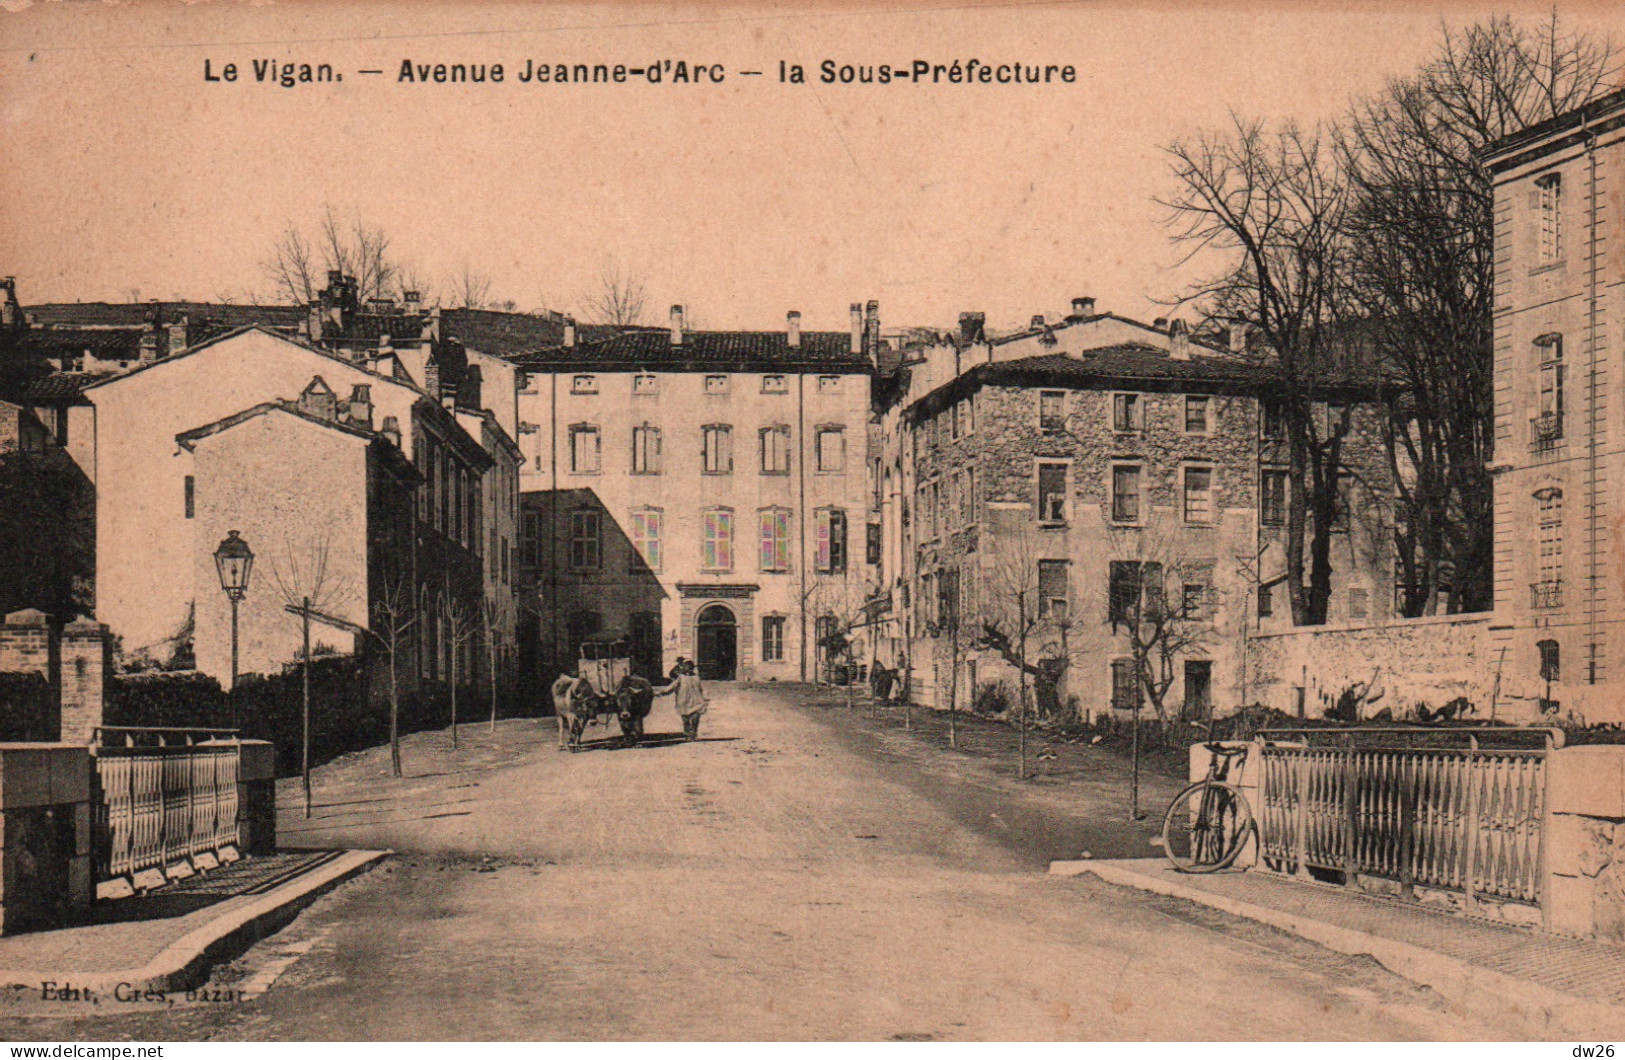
[1161,780,1254,873]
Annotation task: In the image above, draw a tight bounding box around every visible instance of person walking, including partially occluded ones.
[655,659,708,741]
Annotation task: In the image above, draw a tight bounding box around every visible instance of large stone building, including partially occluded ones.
[878,301,1394,721]
[510,305,879,683]
[1482,86,1625,723]
[82,326,518,698]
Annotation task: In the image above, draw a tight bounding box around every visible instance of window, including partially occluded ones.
[816,427,846,473]
[818,375,841,394]
[1111,659,1141,711]
[569,509,601,570]
[1257,582,1274,618]
[759,507,791,572]
[816,508,848,573]
[1111,465,1141,523]
[1535,333,1564,444]
[1538,639,1560,683]
[1348,587,1369,620]
[704,375,729,395]
[1261,398,1286,441]
[867,522,881,567]
[521,508,543,568]
[1112,393,1142,433]
[572,374,598,395]
[1536,172,1562,263]
[629,508,661,572]
[1260,469,1287,527]
[632,374,658,396]
[184,475,195,519]
[762,616,786,662]
[1109,561,1162,629]
[569,424,601,474]
[702,425,733,474]
[1183,582,1208,619]
[1039,390,1066,432]
[963,394,975,434]
[1183,466,1214,525]
[929,481,941,539]
[1330,472,1355,531]
[760,425,791,475]
[701,509,733,571]
[1535,488,1563,606]
[1038,560,1069,620]
[762,375,788,394]
[962,467,977,524]
[1184,395,1210,433]
[631,424,662,474]
[1038,463,1068,524]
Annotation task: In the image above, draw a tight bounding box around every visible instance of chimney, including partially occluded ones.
[380,414,401,449]
[165,315,188,357]
[1153,317,1168,331]
[1168,319,1191,361]
[786,311,801,349]
[298,376,338,421]
[1030,314,1046,330]
[669,304,685,346]
[138,323,160,363]
[348,384,373,429]
[1069,296,1096,320]
[307,304,324,344]
[0,277,16,329]
[424,354,441,399]
[850,303,863,355]
[1229,323,1248,354]
[958,312,986,345]
[865,300,880,356]
[403,290,421,307]
[378,332,392,354]
[563,316,577,348]
[442,391,457,410]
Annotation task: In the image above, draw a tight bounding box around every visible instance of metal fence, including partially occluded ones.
[92,726,241,882]
[1255,728,1558,916]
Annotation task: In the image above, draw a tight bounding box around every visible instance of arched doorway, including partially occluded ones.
[695,604,737,681]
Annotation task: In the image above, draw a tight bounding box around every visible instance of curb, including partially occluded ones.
[0,849,390,995]
[1050,858,1625,1037]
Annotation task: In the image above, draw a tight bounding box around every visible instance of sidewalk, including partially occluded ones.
[0,849,388,1000]
[1052,857,1625,1036]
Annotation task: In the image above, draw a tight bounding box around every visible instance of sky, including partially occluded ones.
[0,0,1618,334]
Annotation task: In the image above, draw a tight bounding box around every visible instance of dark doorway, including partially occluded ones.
[1183,660,1212,722]
[696,604,737,681]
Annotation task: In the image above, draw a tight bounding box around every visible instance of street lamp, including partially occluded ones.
[213,530,254,698]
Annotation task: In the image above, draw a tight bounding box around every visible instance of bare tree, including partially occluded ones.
[261,205,411,306]
[444,588,480,750]
[447,262,494,310]
[582,258,649,326]
[371,574,416,778]
[1162,117,1356,626]
[1340,14,1620,616]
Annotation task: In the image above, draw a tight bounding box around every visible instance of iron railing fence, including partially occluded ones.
[1254,728,1560,918]
[91,726,242,883]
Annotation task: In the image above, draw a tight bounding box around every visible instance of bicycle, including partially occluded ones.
[1160,726,1256,873]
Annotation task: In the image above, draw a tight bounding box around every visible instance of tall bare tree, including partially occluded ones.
[371,574,416,778]
[447,262,494,310]
[1162,117,1356,625]
[444,588,480,750]
[261,206,410,305]
[1340,14,1620,616]
[582,258,650,326]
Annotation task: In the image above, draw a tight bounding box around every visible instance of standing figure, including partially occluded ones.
[656,659,708,741]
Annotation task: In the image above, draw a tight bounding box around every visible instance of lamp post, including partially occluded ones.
[213,530,254,716]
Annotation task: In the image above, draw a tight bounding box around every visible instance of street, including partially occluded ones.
[1,685,1512,1040]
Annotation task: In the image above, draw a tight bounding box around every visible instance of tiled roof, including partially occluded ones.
[442,308,573,357]
[510,329,871,373]
[980,346,1277,386]
[26,302,307,330]
[15,328,145,362]
[22,373,101,405]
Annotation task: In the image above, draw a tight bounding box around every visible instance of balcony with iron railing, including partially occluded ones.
[1530,412,1564,453]
[1530,579,1564,610]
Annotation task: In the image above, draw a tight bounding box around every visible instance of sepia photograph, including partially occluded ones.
[0,0,1622,1044]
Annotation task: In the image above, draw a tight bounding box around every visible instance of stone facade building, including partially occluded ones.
[1482,87,1625,724]
[510,305,878,683]
[880,301,1394,721]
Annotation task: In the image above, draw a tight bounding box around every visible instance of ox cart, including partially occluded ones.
[560,632,655,752]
